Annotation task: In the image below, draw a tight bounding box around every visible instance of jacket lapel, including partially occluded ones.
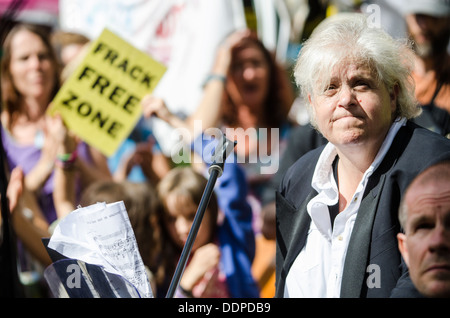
[275,190,315,296]
[340,122,410,297]
[340,174,386,297]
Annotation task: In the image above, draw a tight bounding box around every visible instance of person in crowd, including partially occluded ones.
[1,164,49,297]
[79,179,162,296]
[107,118,172,185]
[399,0,450,136]
[276,13,450,298]
[156,166,226,298]
[48,114,78,221]
[0,22,112,226]
[122,181,163,296]
[156,165,259,298]
[397,160,450,298]
[142,29,297,234]
[51,30,90,68]
[6,165,52,268]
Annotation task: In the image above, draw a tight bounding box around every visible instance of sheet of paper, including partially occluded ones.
[47,201,153,298]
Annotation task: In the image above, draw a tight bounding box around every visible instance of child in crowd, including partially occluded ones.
[156,166,229,298]
[79,180,162,296]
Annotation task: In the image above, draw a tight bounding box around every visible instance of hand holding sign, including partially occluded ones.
[48,29,166,157]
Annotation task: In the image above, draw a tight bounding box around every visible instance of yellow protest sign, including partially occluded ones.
[48,28,166,157]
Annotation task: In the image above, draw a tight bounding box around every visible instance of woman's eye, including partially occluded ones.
[17,55,29,61]
[355,81,370,89]
[38,52,51,61]
[323,84,337,95]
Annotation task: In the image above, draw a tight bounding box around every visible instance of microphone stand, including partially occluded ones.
[165,135,236,298]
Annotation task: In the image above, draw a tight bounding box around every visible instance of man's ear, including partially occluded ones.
[397,232,409,266]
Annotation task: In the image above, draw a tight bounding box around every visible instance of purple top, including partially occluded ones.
[1,124,93,224]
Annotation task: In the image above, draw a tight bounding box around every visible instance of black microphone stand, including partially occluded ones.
[165,134,236,298]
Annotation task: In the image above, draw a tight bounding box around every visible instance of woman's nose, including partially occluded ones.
[242,65,257,80]
[175,217,191,236]
[28,54,42,70]
[338,85,357,108]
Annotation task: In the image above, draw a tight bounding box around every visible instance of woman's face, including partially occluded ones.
[229,43,270,108]
[163,193,212,252]
[310,62,396,148]
[9,29,56,103]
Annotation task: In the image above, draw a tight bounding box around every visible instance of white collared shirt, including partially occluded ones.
[284,118,406,298]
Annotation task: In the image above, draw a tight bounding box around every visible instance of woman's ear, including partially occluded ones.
[390,83,399,114]
[307,93,318,129]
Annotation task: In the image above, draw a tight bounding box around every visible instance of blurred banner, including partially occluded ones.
[0,0,59,25]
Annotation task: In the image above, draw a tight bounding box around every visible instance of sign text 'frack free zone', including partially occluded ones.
[48,28,166,157]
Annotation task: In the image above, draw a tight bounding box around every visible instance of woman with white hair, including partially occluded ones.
[275,13,450,298]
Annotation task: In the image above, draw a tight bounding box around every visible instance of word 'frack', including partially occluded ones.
[93,42,153,89]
